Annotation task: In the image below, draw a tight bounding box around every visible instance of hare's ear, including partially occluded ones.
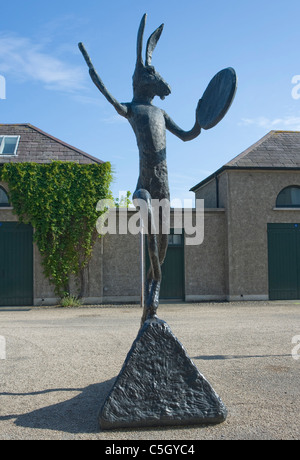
[136,14,147,67]
[145,23,164,66]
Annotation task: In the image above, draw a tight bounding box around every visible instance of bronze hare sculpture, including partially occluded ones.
[79,14,236,324]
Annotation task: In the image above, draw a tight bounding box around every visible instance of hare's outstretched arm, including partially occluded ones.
[78,43,128,118]
[164,99,202,142]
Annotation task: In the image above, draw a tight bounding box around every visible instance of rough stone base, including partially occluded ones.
[99,317,227,430]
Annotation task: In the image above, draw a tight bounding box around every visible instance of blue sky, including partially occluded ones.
[1,0,300,204]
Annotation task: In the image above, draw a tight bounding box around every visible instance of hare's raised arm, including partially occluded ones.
[163,99,202,142]
[78,42,128,118]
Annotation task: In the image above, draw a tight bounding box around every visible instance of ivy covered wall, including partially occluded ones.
[0,161,113,298]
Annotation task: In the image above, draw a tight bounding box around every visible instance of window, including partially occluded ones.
[0,136,20,155]
[168,232,183,246]
[0,186,10,207]
[276,186,300,208]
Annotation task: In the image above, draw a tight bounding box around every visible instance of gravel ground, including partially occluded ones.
[0,301,300,440]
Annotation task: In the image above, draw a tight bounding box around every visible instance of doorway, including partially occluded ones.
[0,222,33,306]
[146,229,185,300]
[268,223,300,300]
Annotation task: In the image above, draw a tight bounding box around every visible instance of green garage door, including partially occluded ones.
[0,222,33,306]
[268,223,300,300]
[146,231,185,300]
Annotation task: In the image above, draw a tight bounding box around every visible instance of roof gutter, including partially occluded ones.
[190,165,300,193]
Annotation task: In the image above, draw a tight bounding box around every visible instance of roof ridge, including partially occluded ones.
[272,130,300,133]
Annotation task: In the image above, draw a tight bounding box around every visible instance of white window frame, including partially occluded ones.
[0,135,20,156]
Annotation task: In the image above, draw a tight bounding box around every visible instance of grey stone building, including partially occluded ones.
[0,123,104,164]
[0,124,105,306]
[191,130,300,301]
[1,126,300,306]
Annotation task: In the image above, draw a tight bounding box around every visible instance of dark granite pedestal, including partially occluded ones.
[99,317,227,430]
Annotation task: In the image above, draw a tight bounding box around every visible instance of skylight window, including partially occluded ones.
[0,136,20,155]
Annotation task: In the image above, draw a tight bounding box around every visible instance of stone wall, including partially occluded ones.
[185,210,227,301]
[225,169,300,300]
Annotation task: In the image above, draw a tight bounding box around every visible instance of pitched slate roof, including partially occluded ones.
[190,130,300,192]
[226,131,300,168]
[0,123,104,164]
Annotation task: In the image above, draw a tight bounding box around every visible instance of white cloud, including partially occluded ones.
[72,94,105,107]
[240,116,300,131]
[100,114,128,125]
[0,34,86,93]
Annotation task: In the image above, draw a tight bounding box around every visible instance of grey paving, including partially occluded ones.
[0,301,299,440]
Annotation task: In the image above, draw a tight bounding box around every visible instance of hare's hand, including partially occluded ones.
[195,98,203,129]
[164,101,201,142]
[78,42,128,118]
[196,98,202,115]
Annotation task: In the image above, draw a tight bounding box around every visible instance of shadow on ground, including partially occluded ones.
[193,354,291,360]
[1,354,291,435]
[0,378,116,434]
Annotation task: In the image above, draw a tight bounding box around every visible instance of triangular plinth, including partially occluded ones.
[99,317,227,430]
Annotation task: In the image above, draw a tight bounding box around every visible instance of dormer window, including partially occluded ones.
[0,136,20,155]
[0,186,10,207]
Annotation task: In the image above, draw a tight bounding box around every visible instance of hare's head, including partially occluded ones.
[132,14,171,103]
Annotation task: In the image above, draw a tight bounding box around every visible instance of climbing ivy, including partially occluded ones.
[0,161,113,297]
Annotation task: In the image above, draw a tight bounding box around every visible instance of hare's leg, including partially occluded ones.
[143,210,169,323]
[141,233,168,324]
[140,266,153,326]
[133,188,161,326]
[140,236,161,326]
[143,233,166,305]
[140,230,161,326]
[145,230,161,311]
[158,233,168,266]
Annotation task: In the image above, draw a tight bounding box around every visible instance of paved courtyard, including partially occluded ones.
[0,301,299,440]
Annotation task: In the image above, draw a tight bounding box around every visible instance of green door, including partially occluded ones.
[268,223,300,300]
[0,222,33,306]
[146,231,184,300]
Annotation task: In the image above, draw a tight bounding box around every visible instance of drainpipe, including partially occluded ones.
[215,174,219,208]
